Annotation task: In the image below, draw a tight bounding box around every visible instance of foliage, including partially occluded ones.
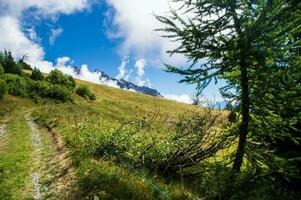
[156,0,301,175]
[0,51,23,75]
[33,108,198,200]
[0,79,8,98]
[30,67,44,81]
[17,57,32,70]
[0,64,4,74]
[75,85,96,100]
[46,69,76,90]
[2,74,72,102]
[247,58,301,190]
[62,109,225,177]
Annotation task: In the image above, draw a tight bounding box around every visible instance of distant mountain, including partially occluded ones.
[98,71,162,97]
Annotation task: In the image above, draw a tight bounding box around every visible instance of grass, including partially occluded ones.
[0,111,34,199]
[0,78,226,199]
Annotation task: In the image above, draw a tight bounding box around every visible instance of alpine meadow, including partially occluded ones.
[0,0,300,200]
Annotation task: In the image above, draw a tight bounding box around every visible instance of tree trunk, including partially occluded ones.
[232,55,250,173]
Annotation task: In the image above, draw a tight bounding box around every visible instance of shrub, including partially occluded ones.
[47,85,72,102]
[0,64,4,74]
[89,93,96,101]
[46,69,76,90]
[76,85,96,100]
[71,109,224,178]
[28,79,72,102]
[2,74,72,102]
[0,79,7,98]
[8,76,29,97]
[30,68,44,81]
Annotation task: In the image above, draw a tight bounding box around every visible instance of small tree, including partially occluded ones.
[1,51,22,75]
[30,68,44,81]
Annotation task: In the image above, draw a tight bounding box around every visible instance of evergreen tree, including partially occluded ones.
[30,67,44,81]
[156,0,301,174]
[0,51,22,75]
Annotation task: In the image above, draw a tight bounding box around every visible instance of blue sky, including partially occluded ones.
[0,0,224,103]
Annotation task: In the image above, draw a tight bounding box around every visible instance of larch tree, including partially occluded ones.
[156,0,301,173]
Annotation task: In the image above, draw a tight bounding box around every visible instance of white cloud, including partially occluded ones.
[116,57,131,81]
[0,0,92,18]
[54,56,120,88]
[49,27,63,45]
[105,0,187,67]
[0,16,54,72]
[134,58,151,87]
[164,94,193,104]
[56,56,72,67]
[0,0,94,73]
[26,27,41,43]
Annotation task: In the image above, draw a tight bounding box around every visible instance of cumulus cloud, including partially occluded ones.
[0,0,94,73]
[54,56,120,88]
[105,0,187,67]
[134,58,151,87]
[164,94,193,104]
[49,27,63,45]
[0,0,92,18]
[116,57,132,81]
[0,16,54,72]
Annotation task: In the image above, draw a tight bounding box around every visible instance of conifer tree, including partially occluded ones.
[156,0,301,173]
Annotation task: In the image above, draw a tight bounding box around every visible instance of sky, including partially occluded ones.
[0,0,224,104]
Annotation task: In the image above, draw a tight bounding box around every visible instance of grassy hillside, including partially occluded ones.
[74,79,200,120]
[1,78,222,199]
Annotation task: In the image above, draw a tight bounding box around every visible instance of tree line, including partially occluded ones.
[0,50,95,102]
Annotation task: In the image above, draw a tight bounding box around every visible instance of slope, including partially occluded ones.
[0,79,208,199]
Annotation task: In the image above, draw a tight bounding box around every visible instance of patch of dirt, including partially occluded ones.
[44,125,78,199]
[0,122,7,151]
[0,123,6,139]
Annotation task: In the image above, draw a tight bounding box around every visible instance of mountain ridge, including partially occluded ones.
[98,70,162,97]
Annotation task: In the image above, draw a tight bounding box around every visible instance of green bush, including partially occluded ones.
[89,93,96,101]
[47,85,72,102]
[30,68,44,81]
[76,85,96,100]
[2,74,72,102]
[0,64,4,74]
[8,76,29,97]
[46,69,76,90]
[0,79,7,98]
[28,79,72,102]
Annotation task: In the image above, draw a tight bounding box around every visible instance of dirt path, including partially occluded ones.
[0,122,7,151]
[25,112,77,200]
[0,123,6,139]
[25,113,43,200]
